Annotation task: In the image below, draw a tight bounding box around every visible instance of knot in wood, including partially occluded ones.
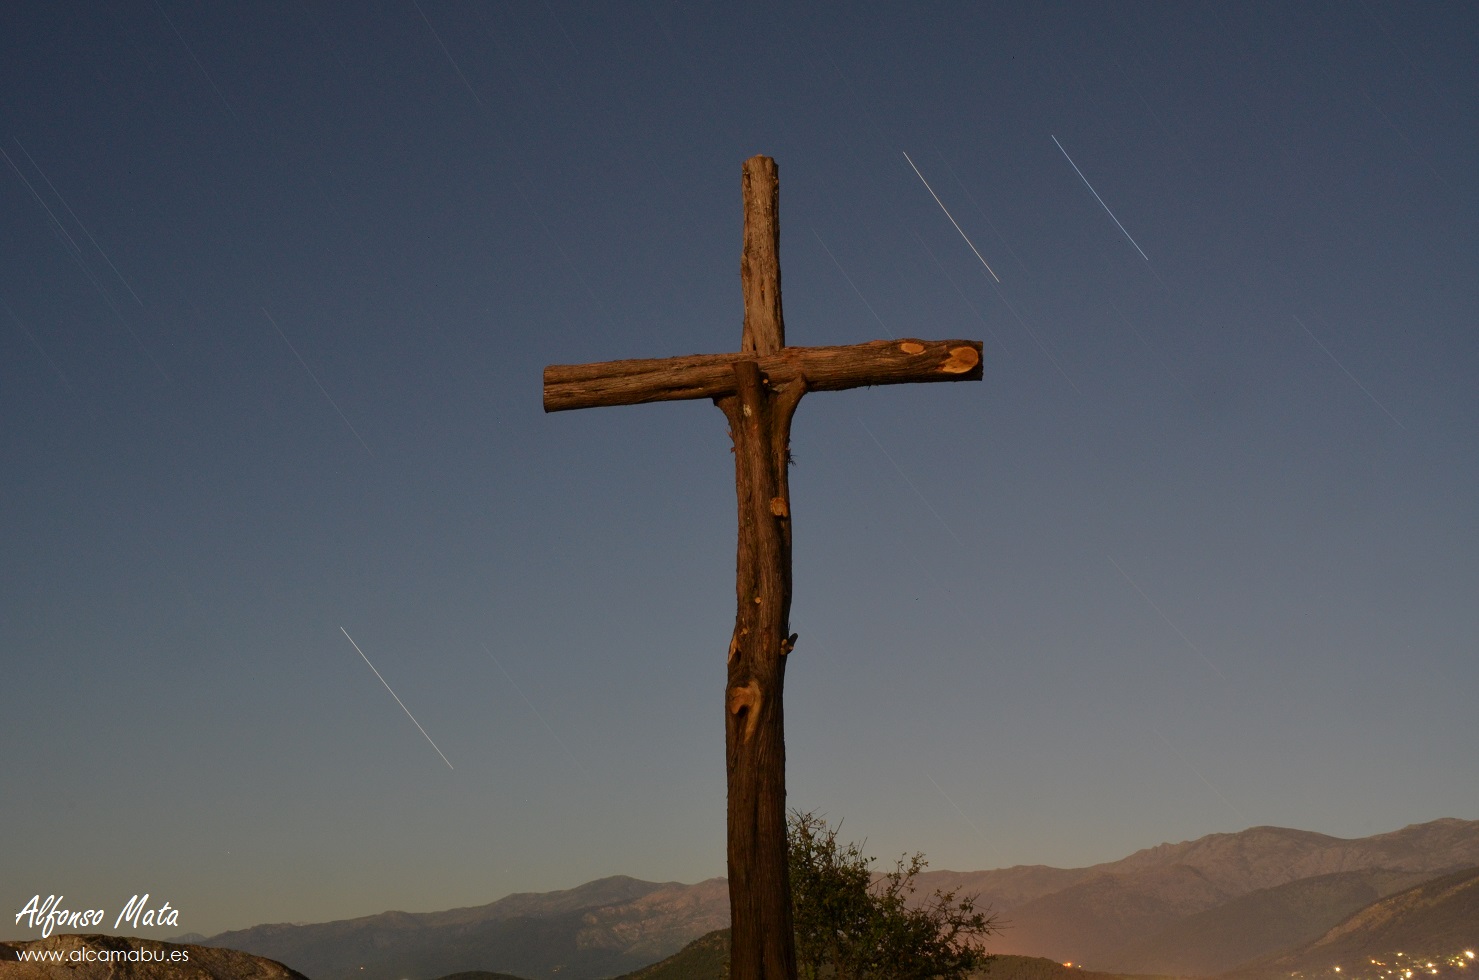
[727,679,763,740]
[769,496,789,517]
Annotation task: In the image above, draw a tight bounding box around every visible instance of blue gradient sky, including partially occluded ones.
[3,2,1476,939]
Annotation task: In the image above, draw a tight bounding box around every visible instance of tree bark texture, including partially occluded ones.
[543,338,982,412]
[539,154,984,980]
[741,156,785,355]
[719,156,801,980]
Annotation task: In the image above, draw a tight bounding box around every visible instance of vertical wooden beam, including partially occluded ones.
[740,156,785,355]
[721,155,800,980]
[543,153,978,980]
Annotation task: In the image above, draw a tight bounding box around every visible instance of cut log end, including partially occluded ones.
[941,345,981,374]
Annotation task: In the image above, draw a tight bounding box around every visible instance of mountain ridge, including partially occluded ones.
[1217,865,1479,980]
[915,817,1479,920]
[1099,868,1435,974]
[958,818,1479,963]
[164,817,1477,980]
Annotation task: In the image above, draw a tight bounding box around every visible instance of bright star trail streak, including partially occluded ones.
[805,230,984,552]
[905,148,1080,391]
[913,232,1009,355]
[935,150,1029,277]
[902,150,1000,282]
[340,627,454,770]
[1051,135,1150,261]
[262,308,374,456]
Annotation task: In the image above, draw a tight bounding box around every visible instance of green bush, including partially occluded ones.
[789,810,996,980]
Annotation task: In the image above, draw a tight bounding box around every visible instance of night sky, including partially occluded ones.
[3,2,1476,939]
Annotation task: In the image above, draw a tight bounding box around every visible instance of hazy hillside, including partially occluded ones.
[1228,865,1479,979]
[973,819,1479,965]
[1107,819,1479,892]
[611,929,1154,980]
[920,819,1479,925]
[975,954,1146,980]
[0,934,307,980]
[989,863,1232,960]
[605,935,1138,980]
[906,865,1098,914]
[176,818,1477,980]
[1100,868,1431,975]
[616,929,729,980]
[603,875,1479,980]
[200,876,727,980]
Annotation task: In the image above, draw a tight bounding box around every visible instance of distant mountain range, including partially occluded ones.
[626,871,1479,980]
[1101,867,1431,974]
[945,816,1479,963]
[167,817,1478,980]
[1225,864,1479,980]
[193,876,728,980]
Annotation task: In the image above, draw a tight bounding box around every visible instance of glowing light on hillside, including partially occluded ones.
[1284,947,1475,980]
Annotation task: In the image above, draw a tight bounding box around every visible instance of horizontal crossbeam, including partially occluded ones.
[543,338,982,413]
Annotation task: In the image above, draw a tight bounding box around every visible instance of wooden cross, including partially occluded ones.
[543,156,982,980]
